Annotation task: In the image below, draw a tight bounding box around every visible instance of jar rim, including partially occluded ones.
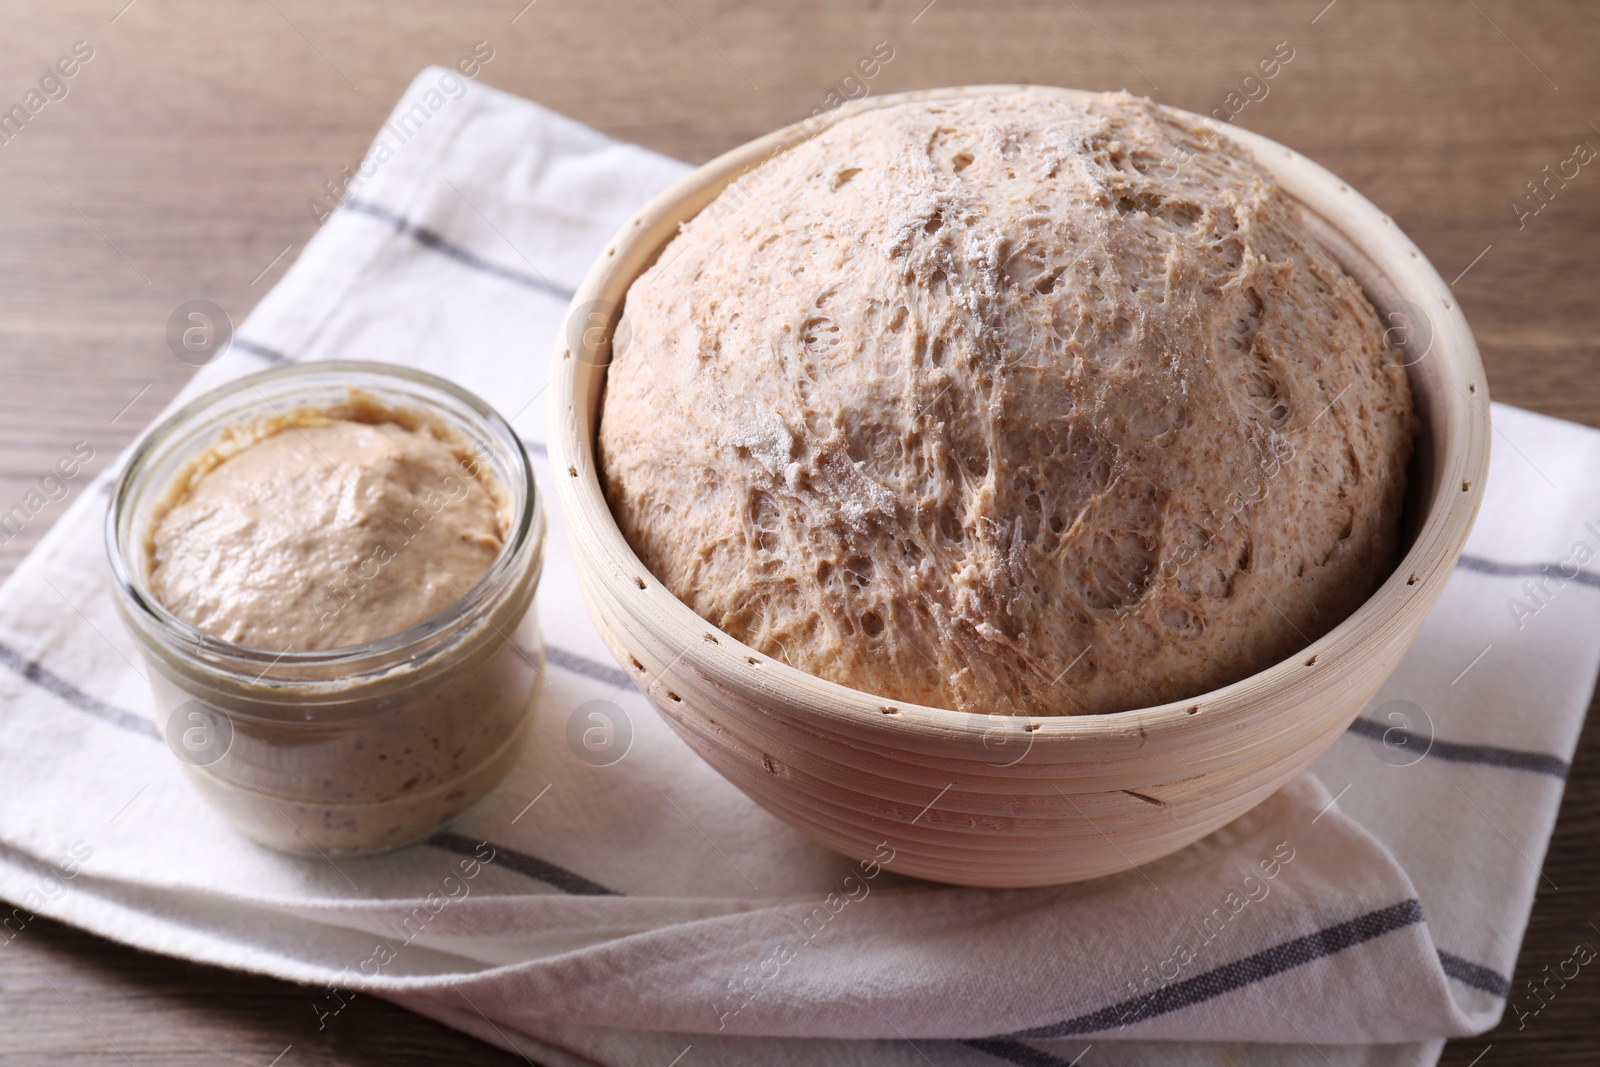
[104,359,541,677]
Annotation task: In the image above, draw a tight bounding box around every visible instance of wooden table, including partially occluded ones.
[1,0,1595,1062]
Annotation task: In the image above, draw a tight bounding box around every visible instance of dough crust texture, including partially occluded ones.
[599,91,1416,716]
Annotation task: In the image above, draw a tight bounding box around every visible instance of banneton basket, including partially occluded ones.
[548,86,1490,887]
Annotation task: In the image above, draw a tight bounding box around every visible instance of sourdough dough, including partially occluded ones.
[148,403,506,651]
[599,91,1416,716]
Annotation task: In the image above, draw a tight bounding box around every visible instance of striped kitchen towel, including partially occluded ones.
[0,68,1592,1067]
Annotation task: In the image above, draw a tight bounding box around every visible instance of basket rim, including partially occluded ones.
[548,83,1490,744]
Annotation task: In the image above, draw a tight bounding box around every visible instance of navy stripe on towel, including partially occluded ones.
[545,645,634,692]
[0,642,159,741]
[429,831,618,896]
[1005,900,1425,1038]
[1438,949,1511,998]
[230,336,291,364]
[343,198,575,302]
[963,1038,1086,1066]
[1345,717,1569,779]
[963,946,1510,1064]
[1457,553,1600,590]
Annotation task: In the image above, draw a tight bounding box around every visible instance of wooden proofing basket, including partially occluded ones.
[548,86,1490,887]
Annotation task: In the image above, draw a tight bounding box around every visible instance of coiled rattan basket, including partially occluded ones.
[548,86,1489,887]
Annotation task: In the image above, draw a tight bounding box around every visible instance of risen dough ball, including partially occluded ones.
[599,91,1416,716]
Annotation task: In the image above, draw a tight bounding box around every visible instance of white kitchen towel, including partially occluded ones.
[0,68,1591,1067]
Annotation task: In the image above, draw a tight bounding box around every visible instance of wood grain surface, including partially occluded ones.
[0,0,1595,1063]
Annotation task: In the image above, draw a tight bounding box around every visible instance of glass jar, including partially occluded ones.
[106,361,545,856]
